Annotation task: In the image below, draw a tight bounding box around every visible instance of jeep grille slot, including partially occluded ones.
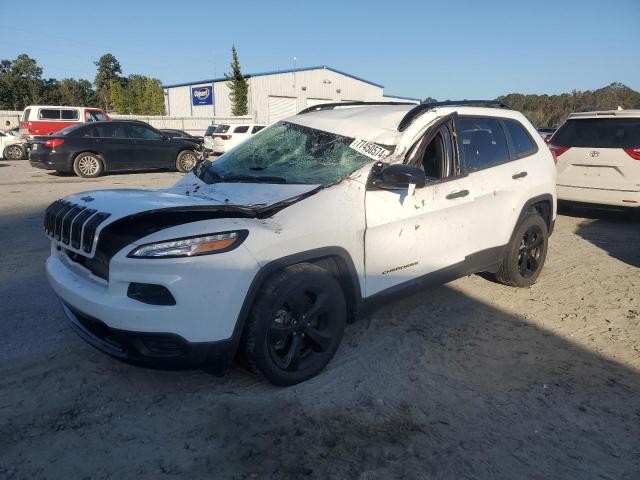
[82,212,111,253]
[53,202,75,240]
[70,209,97,249]
[61,206,86,244]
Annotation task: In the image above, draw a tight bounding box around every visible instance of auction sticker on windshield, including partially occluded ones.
[349,138,391,161]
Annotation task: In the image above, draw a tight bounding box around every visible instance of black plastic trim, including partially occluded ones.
[297,101,413,115]
[398,100,512,132]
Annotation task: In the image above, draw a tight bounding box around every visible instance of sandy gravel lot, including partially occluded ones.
[1,159,638,479]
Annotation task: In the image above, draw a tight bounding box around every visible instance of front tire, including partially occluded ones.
[3,144,25,160]
[176,150,198,173]
[73,153,103,178]
[494,212,549,287]
[241,263,347,386]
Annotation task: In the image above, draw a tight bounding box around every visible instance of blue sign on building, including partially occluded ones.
[192,85,213,106]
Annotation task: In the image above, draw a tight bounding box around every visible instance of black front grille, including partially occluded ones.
[65,249,110,280]
[44,199,110,253]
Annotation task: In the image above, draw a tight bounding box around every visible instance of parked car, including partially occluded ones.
[0,130,27,159]
[210,123,265,154]
[42,101,556,385]
[537,127,556,141]
[19,105,110,138]
[203,125,218,152]
[29,120,201,177]
[549,109,640,210]
[160,129,204,146]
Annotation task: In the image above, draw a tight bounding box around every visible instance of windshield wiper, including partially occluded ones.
[223,174,287,184]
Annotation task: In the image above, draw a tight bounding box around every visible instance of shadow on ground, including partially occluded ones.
[1,207,639,480]
[559,203,640,268]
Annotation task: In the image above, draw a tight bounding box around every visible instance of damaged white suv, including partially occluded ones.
[44,101,556,385]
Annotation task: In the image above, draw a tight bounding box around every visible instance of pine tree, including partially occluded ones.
[225,46,248,116]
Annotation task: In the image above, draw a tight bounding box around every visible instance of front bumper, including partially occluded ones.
[46,240,260,344]
[62,302,235,369]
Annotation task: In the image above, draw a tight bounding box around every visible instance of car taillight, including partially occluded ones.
[623,147,640,160]
[44,138,64,148]
[219,135,232,140]
[548,144,569,164]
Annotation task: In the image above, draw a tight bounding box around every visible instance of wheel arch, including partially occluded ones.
[517,194,554,235]
[229,247,363,358]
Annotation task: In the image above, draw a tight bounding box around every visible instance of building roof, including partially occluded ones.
[162,65,384,89]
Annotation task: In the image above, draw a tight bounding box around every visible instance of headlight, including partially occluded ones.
[128,230,248,258]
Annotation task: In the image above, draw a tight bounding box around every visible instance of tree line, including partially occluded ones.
[424,83,640,127]
[0,53,165,115]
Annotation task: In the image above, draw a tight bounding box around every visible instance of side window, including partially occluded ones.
[459,117,510,172]
[95,124,131,139]
[61,109,79,120]
[406,125,455,180]
[503,119,536,158]
[39,109,61,120]
[234,125,250,133]
[128,124,162,140]
[22,108,31,121]
[251,126,265,134]
[81,126,96,137]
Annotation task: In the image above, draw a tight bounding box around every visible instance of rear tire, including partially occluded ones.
[176,150,198,173]
[241,263,346,386]
[3,144,25,160]
[73,153,103,178]
[494,212,549,287]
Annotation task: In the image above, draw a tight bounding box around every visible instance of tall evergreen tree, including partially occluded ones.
[225,46,248,116]
[94,54,122,111]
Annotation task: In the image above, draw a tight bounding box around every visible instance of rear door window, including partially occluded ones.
[214,125,230,133]
[39,109,61,120]
[503,119,537,158]
[61,109,79,120]
[251,126,265,134]
[128,124,162,140]
[95,124,132,139]
[552,118,640,148]
[459,117,511,172]
[233,126,250,133]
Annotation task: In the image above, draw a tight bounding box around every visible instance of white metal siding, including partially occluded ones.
[267,96,297,124]
[164,66,414,123]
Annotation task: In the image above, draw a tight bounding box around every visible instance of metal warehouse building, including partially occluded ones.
[163,65,419,124]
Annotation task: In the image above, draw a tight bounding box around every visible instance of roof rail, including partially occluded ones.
[397,100,512,132]
[297,101,414,115]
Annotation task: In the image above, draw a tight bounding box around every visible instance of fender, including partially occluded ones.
[229,247,364,354]
[515,193,555,236]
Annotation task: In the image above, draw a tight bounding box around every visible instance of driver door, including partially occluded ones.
[363,114,475,298]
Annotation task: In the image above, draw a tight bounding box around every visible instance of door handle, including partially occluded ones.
[512,171,528,179]
[446,189,469,199]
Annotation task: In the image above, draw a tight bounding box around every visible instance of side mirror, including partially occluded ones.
[371,162,426,189]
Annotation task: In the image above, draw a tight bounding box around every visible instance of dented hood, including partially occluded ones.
[64,172,321,221]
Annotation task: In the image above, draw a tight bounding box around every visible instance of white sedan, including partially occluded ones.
[0,130,27,159]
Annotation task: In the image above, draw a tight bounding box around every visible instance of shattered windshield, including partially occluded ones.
[197,121,383,185]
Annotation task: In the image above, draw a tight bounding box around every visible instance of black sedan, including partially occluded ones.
[29,121,201,178]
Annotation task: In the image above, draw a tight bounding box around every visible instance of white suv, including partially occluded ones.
[549,109,640,210]
[210,123,265,154]
[43,101,556,385]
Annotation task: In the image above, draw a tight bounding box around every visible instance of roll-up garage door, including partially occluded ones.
[306,98,332,108]
[267,96,297,124]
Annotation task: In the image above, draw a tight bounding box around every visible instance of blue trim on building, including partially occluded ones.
[383,93,422,102]
[162,65,385,89]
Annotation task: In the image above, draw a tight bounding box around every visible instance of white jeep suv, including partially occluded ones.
[44,101,557,385]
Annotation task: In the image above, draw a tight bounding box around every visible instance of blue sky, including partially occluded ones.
[2,0,638,100]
